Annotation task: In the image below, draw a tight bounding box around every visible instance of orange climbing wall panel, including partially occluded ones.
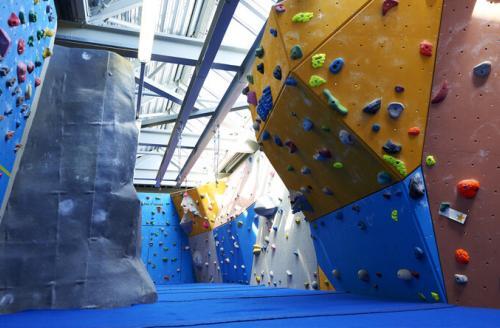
[318,266,335,291]
[171,181,226,237]
[274,0,371,70]
[423,0,500,308]
[261,77,398,220]
[293,0,444,176]
[248,12,290,138]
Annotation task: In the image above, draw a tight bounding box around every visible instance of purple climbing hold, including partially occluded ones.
[285,77,297,86]
[382,139,402,154]
[303,118,313,131]
[285,140,298,153]
[273,65,282,80]
[313,148,332,161]
[395,85,405,93]
[387,102,404,119]
[0,28,12,59]
[247,91,257,106]
[431,80,449,104]
[363,98,381,115]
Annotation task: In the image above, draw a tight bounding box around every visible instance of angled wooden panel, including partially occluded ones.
[293,0,444,176]
[261,76,399,220]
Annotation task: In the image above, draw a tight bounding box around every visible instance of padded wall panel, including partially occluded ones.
[312,168,446,302]
[139,193,194,285]
[422,0,500,308]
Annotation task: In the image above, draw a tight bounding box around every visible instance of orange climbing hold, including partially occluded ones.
[408,127,421,136]
[419,40,433,57]
[457,179,480,199]
[455,248,470,264]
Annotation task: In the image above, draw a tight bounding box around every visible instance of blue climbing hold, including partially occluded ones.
[382,139,402,154]
[414,247,425,259]
[269,28,278,37]
[395,85,405,93]
[262,130,270,141]
[285,77,297,86]
[473,61,491,78]
[339,129,354,145]
[303,118,314,131]
[273,65,282,80]
[329,57,344,74]
[301,166,311,175]
[274,135,283,147]
[377,171,392,185]
[256,86,273,121]
[387,102,405,119]
[372,123,381,132]
[363,98,381,115]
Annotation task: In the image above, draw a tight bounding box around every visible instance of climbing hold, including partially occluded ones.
[372,124,381,133]
[454,274,468,285]
[383,155,407,176]
[273,65,282,80]
[332,269,340,279]
[391,209,398,222]
[257,86,273,121]
[44,28,55,38]
[333,162,343,169]
[28,11,37,23]
[269,28,277,37]
[324,89,348,115]
[255,46,265,59]
[431,292,440,302]
[290,45,303,60]
[394,85,405,93]
[261,130,270,141]
[311,281,319,290]
[313,148,332,161]
[5,131,15,141]
[246,91,257,106]
[382,140,402,154]
[329,58,344,74]
[17,39,25,55]
[338,129,354,145]
[301,166,311,175]
[285,140,297,153]
[0,28,11,58]
[286,270,293,277]
[286,165,294,172]
[311,54,326,68]
[241,86,249,96]
[0,67,10,77]
[419,40,433,57]
[252,120,260,131]
[252,244,262,255]
[42,47,52,59]
[397,269,413,281]
[8,13,21,27]
[473,61,491,78]
[382,0,399,16]
[246,74,254,84]
[377,171,392,185]
[431,80,449,104]
[255,275,261,283]
[274,4,286,13]
[408,127,420,136]
[17,62,27,83]
[320,125,331,132]
[425,155,437,167]
[455,248,470,264]
[256,63,264,74]
[274,135,283,147]
[358,220,367,230]
[363,98,381,115]
[19,11,26,24]
[285,77,298,86]
[409,173,425,199]
[293,250,299,256]
[309,75,326,87]
[414,247,425,259]
[457,179,480,199]
[292,12,313,23]
[358,269,369,282]
[322,187,333,196]
[387,102,405,119]
[25,84,32,100]
[302,118,314,131]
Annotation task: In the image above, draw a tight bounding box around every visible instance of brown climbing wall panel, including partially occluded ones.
[423,0,500,308]
[293,0,444,176]
[261,77,398,220]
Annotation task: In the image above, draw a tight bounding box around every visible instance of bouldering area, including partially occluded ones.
[0,0,499,327]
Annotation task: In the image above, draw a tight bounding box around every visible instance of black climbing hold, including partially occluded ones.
[414,247,425,259]
[269,28,278,37]
[329,57,344,74]
[255,46,265,59]
[372,123,381,132]
[387,102,404,119]
[290,45,303,60]
[352,205,361,213]
[363,98,381,115]
[358,221,367,230]
[257,63,264,74]
[6,78,16,88]
[473,61,491,78]
[241,86,249,95]
[301,166,311,175]
[382,139,402,154]
[0,67,10,77]
[273,65,282,80]
[285,77,297,86]
[409,173,425,199]
[383,191,392,199]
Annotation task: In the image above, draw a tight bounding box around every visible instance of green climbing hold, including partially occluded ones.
[425,155,436,167]
[309,75,326,87]
[29,11,37,23]
[418,292,427,301]
[162,258,168,262]
[321,125,331,132]
[383,155,407,176]
[287,164,294,172]
[28,36,34,47]
[255,46,265,59]
[333,162,343,169]
[292,12,314,23]
[311,54,326,68]
[290,45,303,60]
[323,89,348,115]
[19,12,26,24]
[431,292,440,302]
[391,209,398,222]
[37,30,44,41]
[246,74,254,84]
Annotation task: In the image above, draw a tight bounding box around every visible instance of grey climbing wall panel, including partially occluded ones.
[0,45,156,314]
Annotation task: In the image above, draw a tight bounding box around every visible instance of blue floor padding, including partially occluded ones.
[1,284,499,327]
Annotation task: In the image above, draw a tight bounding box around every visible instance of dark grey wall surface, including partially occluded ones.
[0,45,156,314]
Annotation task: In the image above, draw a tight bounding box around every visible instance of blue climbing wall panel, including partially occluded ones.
[312,168,447,303]
[213,205,258,284]
[0,1,56,206]
[138,193,195,285]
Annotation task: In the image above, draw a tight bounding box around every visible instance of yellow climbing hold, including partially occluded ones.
[42,47,52,59]
[391,209,398,222]
[44,28,55,37]
[292,12,314,23]
[426,155,437,167]
[418,292,426,301]
[255,275,261,283]
[431,292,440,301]
[383,155,407,176]
[311,54,326,68]
[309,75,326,87]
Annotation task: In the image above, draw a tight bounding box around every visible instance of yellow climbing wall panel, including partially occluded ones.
[261,76,399,220]
[318,266,335,291]
[293,0,444,175]
[274,0,371,70]
[171,181,227,237]
[248,12,290,138]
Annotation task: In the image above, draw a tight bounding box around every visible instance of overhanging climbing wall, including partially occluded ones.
[247,0,444,220]
[422,0,500,308]
[0,0,56,210]
[139,193,194,285]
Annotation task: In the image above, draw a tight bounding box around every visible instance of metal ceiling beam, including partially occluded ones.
[175,26,265,186]
[87,0,142,23]
[135,75,190,107]
[56,21,247,71]
[155,0,241,187]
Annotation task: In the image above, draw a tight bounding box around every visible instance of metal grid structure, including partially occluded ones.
[60,0,276,187]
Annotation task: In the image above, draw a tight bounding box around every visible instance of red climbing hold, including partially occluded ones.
[5,130,14,141]
[35,77,42,87]
[285,140,298,154]
[408,127,421,136]
[17,62,27,83]
[431,80,449,104]
[455,248,470,264]
[419,40,433,57]
[17,39,25,55]
[382,0,399,16]
[27,62,35,74]
[0,28,11,58]
[457,179,480,199]
[8,13,21,27]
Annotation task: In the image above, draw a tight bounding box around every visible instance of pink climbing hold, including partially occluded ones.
[27,62,35,74]
[35,77,42,87]
[274,4,286,13]
[5,131,14,141]
[0,28,12,58]
[17,39,25,55]
[419,40,433,57]
[17,62,27,83]
[8,13,21,27]
[382,0,399,16]
[247,91,257,106]
[431,80,449,104]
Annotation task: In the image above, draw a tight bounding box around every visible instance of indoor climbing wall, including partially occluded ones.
[139,193,194,285]
[312,169,446,302]
[422,0,499,308]
[247,0,444,220]
[189,231,223,283]
[0,0,56,210]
